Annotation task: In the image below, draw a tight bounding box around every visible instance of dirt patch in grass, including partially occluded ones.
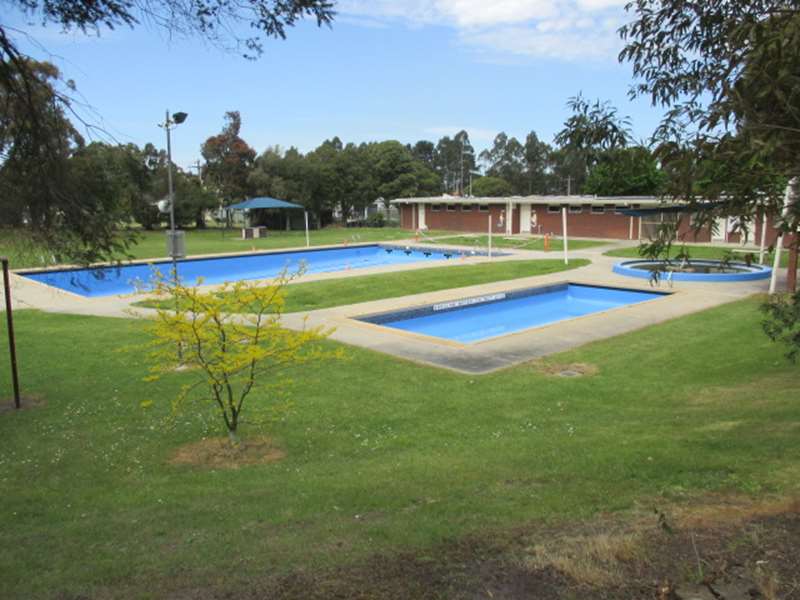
[168,436,286,469]
[533,361,600,378]
[688,372,798,406]
[229,495,798,600]
[0,395,45,414]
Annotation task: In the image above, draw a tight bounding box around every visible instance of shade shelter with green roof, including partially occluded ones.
[226,197,309,245]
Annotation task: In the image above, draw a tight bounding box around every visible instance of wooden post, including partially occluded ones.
[788,239,798,292]
[488,214,493,259]
[2,258,21,409]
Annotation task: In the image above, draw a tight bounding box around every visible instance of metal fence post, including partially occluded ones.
[2,257,21,409]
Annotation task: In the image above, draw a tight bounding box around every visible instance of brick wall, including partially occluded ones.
[424,204,510,234]
[398,203,794,247]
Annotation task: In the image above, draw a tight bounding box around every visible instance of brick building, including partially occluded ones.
[391,195,785,247]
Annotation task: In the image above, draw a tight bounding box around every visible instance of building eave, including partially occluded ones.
[390,195,687,207]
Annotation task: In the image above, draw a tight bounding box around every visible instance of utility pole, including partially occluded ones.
[187,160,203,184]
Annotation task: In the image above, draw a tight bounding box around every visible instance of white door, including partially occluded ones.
[417,204,427,230]
[520,204,532,233]
[712,217,727,242]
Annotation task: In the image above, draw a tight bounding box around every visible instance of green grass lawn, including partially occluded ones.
[605,244,790,268]
[136,259,590,313]
[1,298,799,598]
[0,227,456,269]
[433,234,605,252]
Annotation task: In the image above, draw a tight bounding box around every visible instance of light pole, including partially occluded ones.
[469,170,481,197]
[159,110,188,266]
[159,110,188,362]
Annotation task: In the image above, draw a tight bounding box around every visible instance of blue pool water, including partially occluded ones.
[21,245,461,297]
[360,283,667,343]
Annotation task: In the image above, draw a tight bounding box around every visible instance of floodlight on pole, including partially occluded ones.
[159,109,188,362]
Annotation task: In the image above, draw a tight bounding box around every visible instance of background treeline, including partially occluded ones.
[0,61,664,259]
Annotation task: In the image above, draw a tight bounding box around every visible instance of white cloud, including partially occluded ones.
[337,0,630,61]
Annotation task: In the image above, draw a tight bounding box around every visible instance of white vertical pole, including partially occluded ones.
[769,233,783,294]
[759,210,768,265]
[488,214,493,259]
[629,216,634,240]
[769,178,796,294]
[304,211,310,248]
[562,206,569,265]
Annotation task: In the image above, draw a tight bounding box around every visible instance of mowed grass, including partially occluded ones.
[1,298,799,598]
[605,244,790,267]
[433,234,606,252]
[0,227,456,269]
[136,259,590,313]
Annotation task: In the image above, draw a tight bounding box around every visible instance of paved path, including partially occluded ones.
[2,239,785,373]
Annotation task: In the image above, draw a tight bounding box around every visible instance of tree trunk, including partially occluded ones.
[228,429,239,446]
[787,237,798,292]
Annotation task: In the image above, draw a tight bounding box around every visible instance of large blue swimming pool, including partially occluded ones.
[21,245,463,297]
[359,283,668,343]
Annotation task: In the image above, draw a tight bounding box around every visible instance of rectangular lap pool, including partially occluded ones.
[20,245,468,297]
[358,283,669,343]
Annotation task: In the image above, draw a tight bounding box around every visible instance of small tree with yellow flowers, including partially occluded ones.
[144,268,341,444]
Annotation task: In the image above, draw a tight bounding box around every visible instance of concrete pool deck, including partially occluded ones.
[2,239,784,373]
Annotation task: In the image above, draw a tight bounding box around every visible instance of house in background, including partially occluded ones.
[391,195,785,246]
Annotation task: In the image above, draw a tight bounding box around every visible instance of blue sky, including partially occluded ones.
[12,0,665,169]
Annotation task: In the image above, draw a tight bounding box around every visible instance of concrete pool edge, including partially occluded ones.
[613,259,772,282]
[352,282,672,347]
[4,245,547,314]
[6,248,776,373]
[16,242,511,298]
[274,259,771,374]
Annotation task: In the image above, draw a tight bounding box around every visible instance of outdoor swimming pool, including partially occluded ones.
[21,244,466,297]
[613,259,772,282]
[359,283,668,343]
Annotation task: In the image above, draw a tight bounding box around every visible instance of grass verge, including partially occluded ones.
[0,296,798,598]
[135,259,590,313]
[432,234,605,252]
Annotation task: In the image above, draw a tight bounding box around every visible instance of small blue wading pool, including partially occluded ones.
[613,259,772,282]
[358,283,669,344]
[20,244,475,297]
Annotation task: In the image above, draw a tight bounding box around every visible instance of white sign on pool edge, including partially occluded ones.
[433,293,506,312]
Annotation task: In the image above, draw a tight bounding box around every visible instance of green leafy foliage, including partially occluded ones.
[762,291,800,361]
[619,0,799,256]
[553,94,632,194]
[584,147,666,196]
[0,60,139,264]
[471,175,514,197]
[143,269,342,438]
[201,111,256,206]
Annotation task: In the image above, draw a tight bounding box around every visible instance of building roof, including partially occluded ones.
[227,197,304,210]
[390,194,681,207]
